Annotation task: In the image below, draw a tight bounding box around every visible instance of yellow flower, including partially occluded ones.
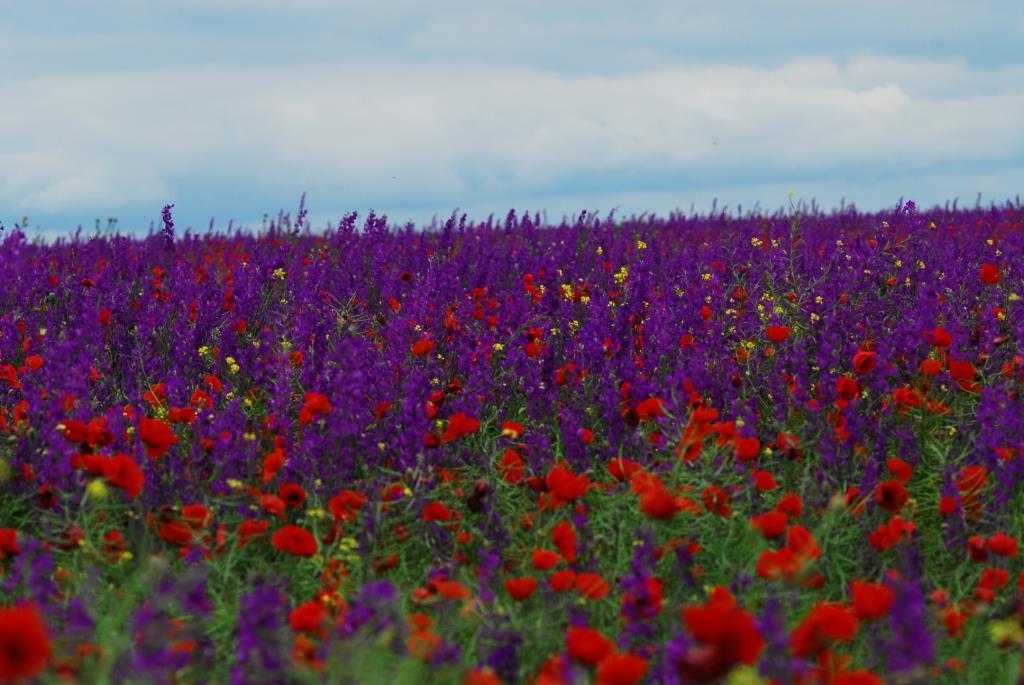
[87,479,109,500]
[727,666,766,685]
[989,619,1024,646]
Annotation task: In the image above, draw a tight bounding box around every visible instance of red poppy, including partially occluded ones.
[142,383,168,408]
[0,529,18,559]
[411,336,435,357]
[988,533,1019,558]
[201,373,223,393]
[298,392,332,425]
[550,569,577,593]
[852,350,877,375]
[918,358,942,376]
[37,485,56,510]
[545,466,589,502]
[850,580,894,620]
[552,522,577,563]
[271,525,318,557]
[956,464,985,490]
[498,449,525,485]
[752,470,778,492]
[501,421,525,439]
[835,376,859,400]
[751,511,788,539]
[442,412,480,442]
[608,458,642,482]
[981,567,1010,592]
[790,602,859,657]
[279,483,307,509]
[765,326,791,343]
[463,666,502,685]
[980,263,1002,284]
[575,573,611,600]
[635,397,664,421]
[968,534,988,562]
[166,406,196,425]
[259,494,286,517]
[290,601,327,634]
[566,626,614,665]
[262,447,286,483]
[640,487,678,520]
[504,577,538,601]
[702,485,731,517]
[0,603,51,682]
[947,358,980,392]
[159,521,194,547]
[138,417,178,460]
[868,516,916,551]
[59,419,86,445]
[423,501,454,523]
[978,567,1010,602]
[434,580,471,601]
[886,458,912,484]
[927,326,952,348]
[776,492,803,518]
[596,653,648,685]
[329,490,368,521]
[182,504,210,530]
[875,480,909,513]
[756,548,800,581]
[532,549,562,571]
[677,603,764,682]
[938,496,958,517]
[786,525,821,560]
[943,606,967,638]
[236,519,269,548]
[734,437,760,461]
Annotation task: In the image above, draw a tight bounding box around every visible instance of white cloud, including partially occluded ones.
[3,56,1022,218]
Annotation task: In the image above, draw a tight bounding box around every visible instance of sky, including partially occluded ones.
[2,0,1023,236]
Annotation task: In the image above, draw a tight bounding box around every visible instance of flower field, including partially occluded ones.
[2,200,1024,684]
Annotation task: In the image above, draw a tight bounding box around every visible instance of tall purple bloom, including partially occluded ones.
[232,582,292,685]
[160,203,175,248]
